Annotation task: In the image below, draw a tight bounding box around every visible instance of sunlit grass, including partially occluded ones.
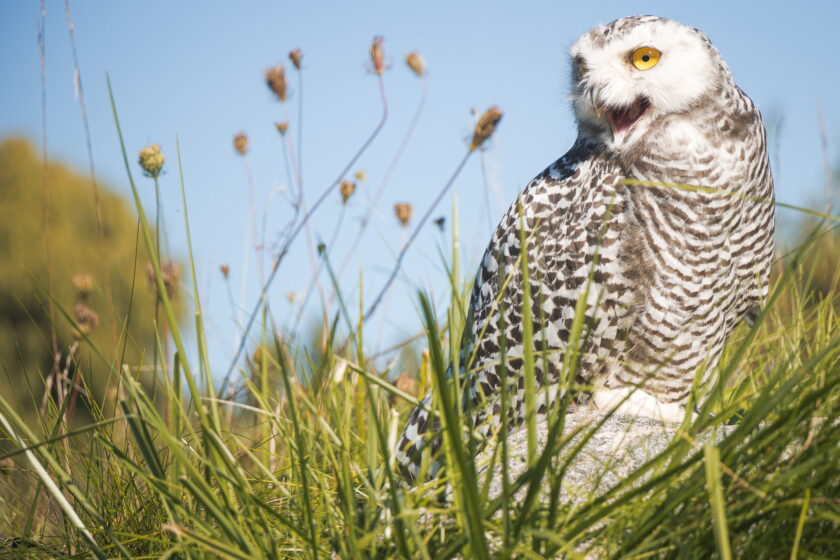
[0,41,838,560]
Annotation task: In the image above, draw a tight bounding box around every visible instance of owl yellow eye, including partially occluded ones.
[631,47,661,71]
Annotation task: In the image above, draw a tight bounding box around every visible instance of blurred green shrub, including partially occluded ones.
[0,137,172,420]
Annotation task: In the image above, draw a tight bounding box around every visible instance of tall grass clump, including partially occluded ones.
[1,34,839,560]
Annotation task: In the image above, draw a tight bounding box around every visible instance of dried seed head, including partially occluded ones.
[354,170,366,182]
[275,121,289,135]
[395,374,417,397]
[251,345,270,368]
[339,180,356,204]
[433,216,446,231]
[146,261,181,299]
[394,202,413,226]
[286,292,299,303]
[370,36,385,75]
[265,65,287,101]
[138,144,165,178]
[470,106,503,151]
[289,49,302,70]
[317,242,327,255]
[161,262,181,299]
[73,303,99,338]
[233,132,249,156]
[71,272,94,299]
[405,52,425,77]
[219,264,230,278]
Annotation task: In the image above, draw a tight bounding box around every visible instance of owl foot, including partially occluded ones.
[592,387,696,423]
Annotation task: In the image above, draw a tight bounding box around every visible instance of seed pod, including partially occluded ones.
[73,303,99,338]
[265,65,287,101]
[405,52,425,77]
[146,261,181,299]
[470,106,503,151]
[289,49,302,70]
[394,202,413,226]
[354,170,366,182]
[219,264,230,278]
[138,144,165,178]
[339,180,356,204]
[433,216,446,231]
[370,36,385,75]
[233,132,249,156]
[160,261,181,299]
[395,374,417,397]
[71,272,94,299]
[275,121,289,135]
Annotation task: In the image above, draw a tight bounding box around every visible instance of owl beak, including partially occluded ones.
[604,97,650,145]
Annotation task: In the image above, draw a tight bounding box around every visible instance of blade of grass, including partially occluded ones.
[704,443,732,560]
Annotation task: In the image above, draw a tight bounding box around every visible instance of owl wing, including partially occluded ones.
[460,137,630,399]
[395,136,632,480]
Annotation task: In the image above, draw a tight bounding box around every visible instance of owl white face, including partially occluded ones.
[570,17,725,150]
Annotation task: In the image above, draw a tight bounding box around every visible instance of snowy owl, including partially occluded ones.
[396,15,775,481]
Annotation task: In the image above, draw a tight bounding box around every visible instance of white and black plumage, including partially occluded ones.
[396,15,775,481]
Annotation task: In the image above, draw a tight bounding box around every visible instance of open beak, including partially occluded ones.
[602,97,650,144]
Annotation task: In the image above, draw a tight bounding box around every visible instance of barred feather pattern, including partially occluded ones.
[395,15,775,481]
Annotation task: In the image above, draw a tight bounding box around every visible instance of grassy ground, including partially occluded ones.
[1,76,839,560]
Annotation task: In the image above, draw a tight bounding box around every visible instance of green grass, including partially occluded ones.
[1,78,839,560]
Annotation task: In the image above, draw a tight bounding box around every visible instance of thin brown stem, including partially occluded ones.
[290,204,347,334]
[219,74,389,395]
[65,0,117,347]
[816,102,834,215]
[283,100,327,320]
[339,77,428,275]
[364,149,473,321]
[39,0,59,383]
[237,157,256,329]
[152,177,162,383]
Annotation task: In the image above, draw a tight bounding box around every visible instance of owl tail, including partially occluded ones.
[394,391,443,481]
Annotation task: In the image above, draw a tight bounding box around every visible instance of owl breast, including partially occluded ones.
[609,89,774,400]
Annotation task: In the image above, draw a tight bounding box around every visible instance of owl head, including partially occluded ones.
[570,16,731,150]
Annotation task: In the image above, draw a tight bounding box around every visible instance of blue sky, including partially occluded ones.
[2,1,838,380]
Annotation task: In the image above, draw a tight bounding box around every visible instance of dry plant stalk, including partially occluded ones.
[470,106,503,151]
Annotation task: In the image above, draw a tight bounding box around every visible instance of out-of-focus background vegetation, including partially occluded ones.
[0,2,837,558]
[2,1,838,382]
[0,138,165,423]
